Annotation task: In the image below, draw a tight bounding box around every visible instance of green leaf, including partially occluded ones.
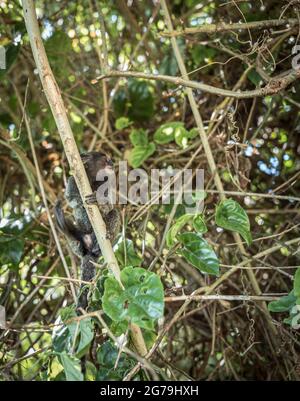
[268,292,297,312]
[52,325,71,354]
[0,216,30,266]
[96,341,135,381]
[128,142,156,168]
[174,126,190,149]
[293,268,300,298]
[166,214,194,247]
[159,53,179,76]
[0,239,24,265]
[59,353,84,381]
[191,45,216,65]
[154,122,185,144]
[166,213,207,247]
[154,122,197,148]
[45,31,72,78]
[129,128,149,147]
[215,199,252,245]
[115,238,142,267]
[188,128,199,139]
[76,318,94,358]
[102,266,164,330]
[113,79,154,122]
[60,305,76,322]
[178,232,219,276]
[115,117,132,130]
[110,320,129,336]
[247,70,263,86]
[0,43,20,78]
[142,330,157,349]
[54,307,94,357]
[193,214,207,234]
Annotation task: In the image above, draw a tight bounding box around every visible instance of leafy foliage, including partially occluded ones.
[127,128,156,167]
[1,0,299,382]
[154,122,197,148]
[96,341,136,381]
[166,213,207,247]
[52,306,94,358]
[178,232,220,276]
[215,199,252,245]
[102,266,164,330]
[113,79,155,122]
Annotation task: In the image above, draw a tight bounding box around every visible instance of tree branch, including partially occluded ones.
[22,0,147,358]
[93,68,300,99]
[160,18,299,36]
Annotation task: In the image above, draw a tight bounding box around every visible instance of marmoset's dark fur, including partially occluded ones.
[54,152,121,310]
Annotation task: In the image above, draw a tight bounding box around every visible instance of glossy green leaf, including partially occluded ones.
[59,352,83,381]
[154,122,197,148]
[215,199,252,245]
[128,142,156,168]
[102,266,164,330]
[115,238,142,267]
[178,232,219,276]
[115,117,132,130]
[268,292,297,312]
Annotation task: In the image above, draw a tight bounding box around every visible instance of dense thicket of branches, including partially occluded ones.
[0,0,300,381]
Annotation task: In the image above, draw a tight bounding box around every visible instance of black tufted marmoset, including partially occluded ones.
[54,152,121,310]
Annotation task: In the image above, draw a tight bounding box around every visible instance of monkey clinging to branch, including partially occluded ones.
[54,151,121,311]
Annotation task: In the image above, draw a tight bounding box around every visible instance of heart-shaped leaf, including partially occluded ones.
[102,266,164,330]
[178,232,219,276]
[215,199,252,245]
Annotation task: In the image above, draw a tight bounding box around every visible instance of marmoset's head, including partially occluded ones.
[80,151,113,182]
